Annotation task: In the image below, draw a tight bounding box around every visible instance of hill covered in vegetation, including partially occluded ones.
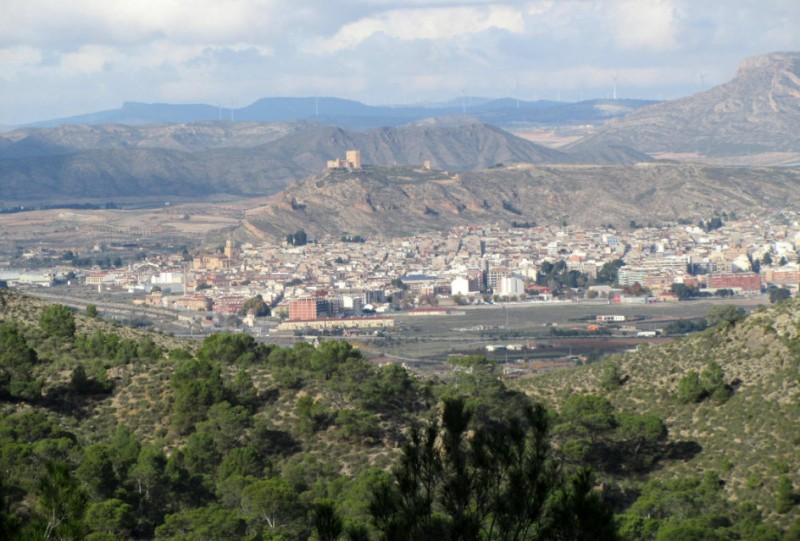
[512,301,800,538]
[1,289,799,540]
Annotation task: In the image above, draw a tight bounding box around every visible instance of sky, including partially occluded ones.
[1,0,799,125]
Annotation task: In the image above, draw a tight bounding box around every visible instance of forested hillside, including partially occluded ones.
[513,302,800,539]
[1,289,799,540]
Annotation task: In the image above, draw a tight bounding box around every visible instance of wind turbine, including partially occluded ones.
[612,75,618,100]
[699,72,707,91]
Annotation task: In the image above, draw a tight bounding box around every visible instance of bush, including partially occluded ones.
[39,304,76,339]
[676,371,706,404]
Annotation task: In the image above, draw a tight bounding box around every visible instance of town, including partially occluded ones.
[1,208,796,351]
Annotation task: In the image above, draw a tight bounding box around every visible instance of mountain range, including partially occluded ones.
[21,97,655,130]
[570,52,800,164]
[1,51,800,238]
[0,123,647,204]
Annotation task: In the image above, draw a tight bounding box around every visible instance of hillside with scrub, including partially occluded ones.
[512,301,800,538]
[0,288,799,540]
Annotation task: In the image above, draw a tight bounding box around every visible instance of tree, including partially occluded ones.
[655,519,724,541]
[769,287,791,304]
[706,305,746,328]
[170,357,225,434]
[197,333,265,365]
[84,499,134,539]
[676,363,731,405]
[39,304,76,339]
[76,444,117,500]
[617,413,668,457]
[37,461,86,541]
[310,340,364,381]
[70,365,90,394]
[217,447,264,480]
[312,499,344,541]
[671,283,700,300]
[155,505,246,540]
[240,478,299,533]
[108,425,140,482]
[368,398,616,540]
[239,295,271,317]
[559,394,617,440]
[700,216,723,232]
[196,401,252,454]
[676,371,706,404]
[286,230,308,246]
[85,305,98,318]
[228,369,259,410]
[599,362,623,391]
[296,396,329,434]
[762,252,773,266]
[127,445,172,534]
[596,259,625,286]
[701,361,732,403]
[748,254,761,274]
[776,477,796,514]
[181,430,218,476]
[0,324,41,399]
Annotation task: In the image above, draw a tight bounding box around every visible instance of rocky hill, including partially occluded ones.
[0,123,643,204]
[244,162,800,238]
[570,52,800,164]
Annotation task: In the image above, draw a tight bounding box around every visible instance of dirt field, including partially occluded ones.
[355,297,765,367]
[0,198,264,253]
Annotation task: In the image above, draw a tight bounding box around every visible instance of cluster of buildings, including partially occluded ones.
[6,211,800,333]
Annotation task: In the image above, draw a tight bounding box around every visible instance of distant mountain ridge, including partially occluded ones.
[570,52,800,163]
[22,97,656,130]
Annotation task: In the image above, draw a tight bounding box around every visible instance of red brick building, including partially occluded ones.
[707,272,761,292]
[288,298,330,321]
[764,269,800,286]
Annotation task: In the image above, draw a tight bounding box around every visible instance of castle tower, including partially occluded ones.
[346,150,362,169]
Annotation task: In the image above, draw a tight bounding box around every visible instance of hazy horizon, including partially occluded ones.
[2,0,799,126]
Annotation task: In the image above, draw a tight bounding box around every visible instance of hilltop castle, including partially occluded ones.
[327,150,362,170]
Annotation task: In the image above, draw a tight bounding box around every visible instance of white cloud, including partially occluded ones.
[605,0,679,51]
[309,5,525,53]
[0,0,287,47]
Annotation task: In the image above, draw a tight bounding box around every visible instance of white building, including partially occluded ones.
[498,276,525,297]
[341,295,363,313]
[451,277,471,296]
